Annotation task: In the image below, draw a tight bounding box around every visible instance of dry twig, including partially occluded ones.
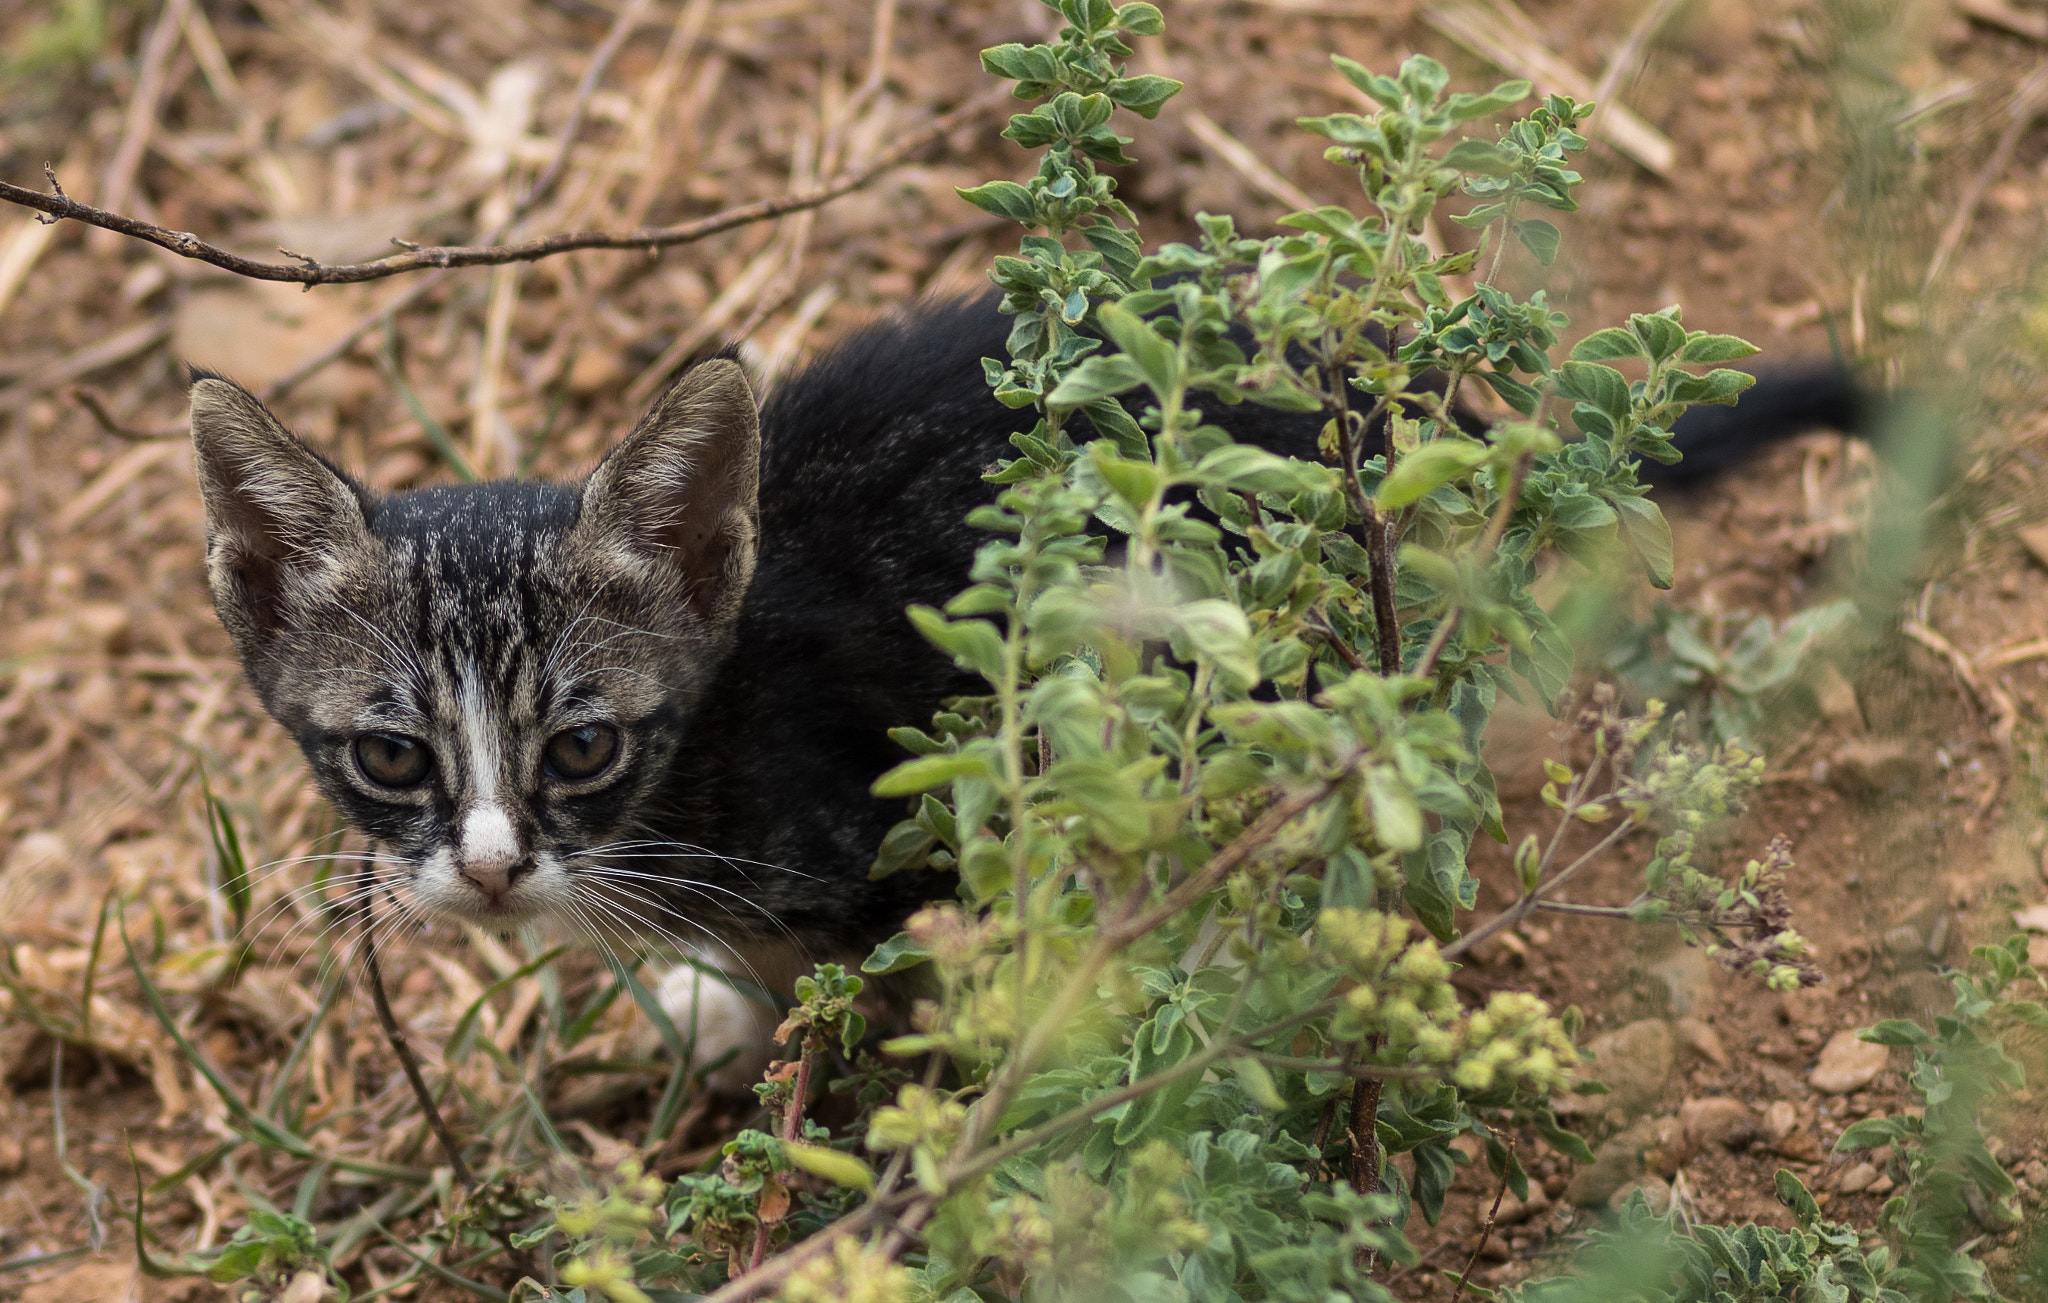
[359,910,475,1191]
[1586,0,1687,132]
[0,319,174,413]
[1902,619,2019,750]
[520,0,655,217]
[69,387,189,442]
[1451,1136,1517,1299]
[0,89,1008,285]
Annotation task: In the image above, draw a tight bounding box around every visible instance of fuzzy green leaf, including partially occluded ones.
[870,751,993,798]
[1513,218,1561,266]
[1375,440,1489,509]
[1047,353,1147,409]
[1558,361,1630,421]
[957,179,1037,224]
[1611,494,1673,589]
[1569,327,1640,362]
[1678,331,1761,363]
[908,605,1007,681]
[1859,1020,1931,1046]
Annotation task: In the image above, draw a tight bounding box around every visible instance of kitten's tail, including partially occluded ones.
[1639,366,1868,487]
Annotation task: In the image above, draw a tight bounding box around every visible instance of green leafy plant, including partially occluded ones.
[499,4,1853,1297]
[515,6,1861,1298]
[1834,936,2045,1301]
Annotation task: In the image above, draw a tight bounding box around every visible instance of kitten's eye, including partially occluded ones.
[545,724,620,781]
[354,733,434,788]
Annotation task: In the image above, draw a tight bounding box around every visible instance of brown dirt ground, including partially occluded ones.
[2,0,2047,1299]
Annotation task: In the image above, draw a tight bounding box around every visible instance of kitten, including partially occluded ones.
[189,296,1860,1078]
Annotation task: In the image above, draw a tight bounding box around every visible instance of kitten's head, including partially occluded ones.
[189,361,760,933]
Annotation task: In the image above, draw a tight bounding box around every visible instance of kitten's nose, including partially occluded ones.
[457,805,525,900]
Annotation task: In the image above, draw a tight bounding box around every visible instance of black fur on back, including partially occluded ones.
[653,298,1866,946]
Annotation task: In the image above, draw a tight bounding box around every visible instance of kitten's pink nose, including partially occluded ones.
[458,805,523,900]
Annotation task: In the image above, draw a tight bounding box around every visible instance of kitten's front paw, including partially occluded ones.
[654,961,778,1096]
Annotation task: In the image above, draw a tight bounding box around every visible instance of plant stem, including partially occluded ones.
[1414,451,1534,681]
[1346,1074,1384,1198]
[1442,814,1639,962]
[748,1038,819,1270]
[1533,901,1634,918]
[1452,1134,1516,1300]
[359,906,475,1191]
[1481,195,1521,287]
[1331,406,1403,677]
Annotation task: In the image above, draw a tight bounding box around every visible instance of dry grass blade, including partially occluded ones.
[0,319,173,413]
[1183,109,1318,213]
[1924,69,2048,292]
[359,913,475,1191]
[69,387,190,442]
[92,0,194,253]
[1586,0,1687,128]
[1902,619,2018,750]
[624,239,791,403]
[1960,0,2048,41]
[1424,0,1674,176]
[519,0,655,219]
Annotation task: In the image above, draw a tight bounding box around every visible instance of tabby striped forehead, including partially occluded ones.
[365,480,582,717]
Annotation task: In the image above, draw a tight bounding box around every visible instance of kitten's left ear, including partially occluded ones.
[574,358,761,624]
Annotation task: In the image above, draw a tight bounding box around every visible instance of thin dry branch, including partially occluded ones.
[1183,109,1318,212]
[1586,0,1686,130]
[0,318,173,413]
[1902,618,2019,749]
[69,386,190,441]
[0,88,1008,286]
[359,913,475,1191]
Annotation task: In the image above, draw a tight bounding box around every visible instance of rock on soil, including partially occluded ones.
[1567,1120,1655,1207]
[1826,738,1922,797]
[1564,1115,1693,1207]
[1492,1183,1551,1227]
[2017,522,2048,573]
[1566,1019,1675,1118]
[1759,1099,1822,1159]
[1674,1017,1730,1067]
[1609,1177,1674,1215]
[1809,1029,1891,1094]
[1680,1096,1759,1151]
[1761,1100,1799,1144]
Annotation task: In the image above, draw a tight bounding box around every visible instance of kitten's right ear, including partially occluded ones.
[188,372,377,644]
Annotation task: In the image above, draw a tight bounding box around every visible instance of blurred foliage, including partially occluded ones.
[3,0,108,80]
[1602,598,1858,748]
